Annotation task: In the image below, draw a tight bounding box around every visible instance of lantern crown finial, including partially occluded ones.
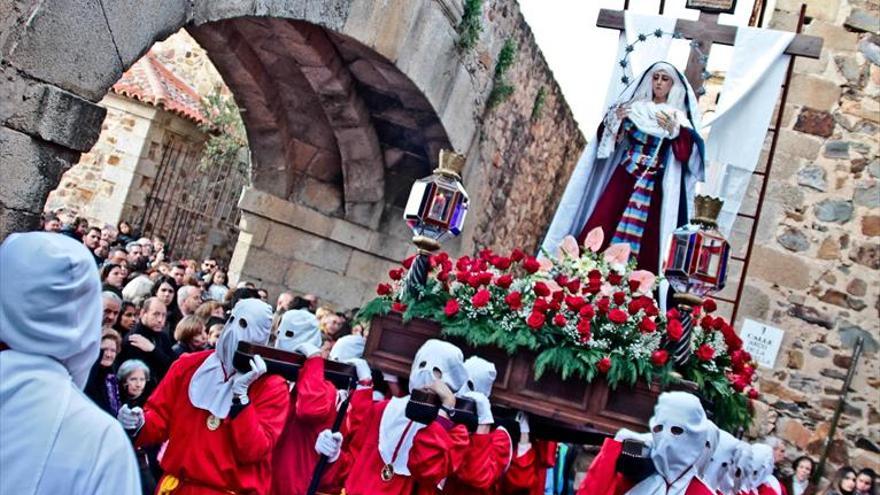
[437,149,466,179]
[692,195,724,228]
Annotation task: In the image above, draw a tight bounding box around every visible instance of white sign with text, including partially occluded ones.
[740,319,785,369]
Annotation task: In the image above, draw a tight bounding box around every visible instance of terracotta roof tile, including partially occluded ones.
[112,52,209,126]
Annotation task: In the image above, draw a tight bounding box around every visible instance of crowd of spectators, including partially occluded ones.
[41,213,366,494]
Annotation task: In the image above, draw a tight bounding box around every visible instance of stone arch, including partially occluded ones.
[1,0,483,232]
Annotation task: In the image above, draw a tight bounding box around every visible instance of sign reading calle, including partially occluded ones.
[740,318,785,369]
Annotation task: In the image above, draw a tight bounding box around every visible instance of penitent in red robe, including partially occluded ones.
[341,400,470,495]
[443,428,513,494]
[270,356,373,495]
[758,484,783,495]
[501,440,558,495]
[577,438,713,495]
[136,351,290,495]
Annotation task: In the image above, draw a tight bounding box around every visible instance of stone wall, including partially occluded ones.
[739,0,880,478]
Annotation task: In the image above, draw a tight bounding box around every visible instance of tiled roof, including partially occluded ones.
[112,52,208,126]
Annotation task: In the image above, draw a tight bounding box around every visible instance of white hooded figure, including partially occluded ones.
[377,339,467,477]
[626,391,714,495]
[276,309,323,357]
[696,420,721,481]
[458,356,499,428]
[747,444,781,494]
[733,442,754,494]
[188,298,274,418]
[0,233,141,495]
[329,334,366,362]
[702,430,743,495]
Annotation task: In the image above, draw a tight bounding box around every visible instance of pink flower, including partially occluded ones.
[558,235,580,259]
[583,227,604,253]
[603,243,631,268]
[629,270,656,294]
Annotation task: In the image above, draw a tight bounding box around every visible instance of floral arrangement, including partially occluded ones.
[358,228,755,431]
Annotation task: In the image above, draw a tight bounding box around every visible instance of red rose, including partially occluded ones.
[607,272,623,286]
[731,374,749,392]
[402,255,416,269]
[577,318,591,338]
[566,279,581,293]
[565,296,586,312]
[444,299,460,317]
[533,298,549,313]
[495,274,513,289]
[639,317,657,333]
[477,271,494,286]
[608,309,628,324]
[579,304,595,319]
[597,357,612,374]
[471,289,491,308]
[526,311,546,329]
[667,319,683,341]
[585,279,601,294]
[469,276,482,289]
[722,324,743,351]
[392,301,407,313]
[587,269,602,281]
[478,248,494,261]
[692,307,702,319]
[627,300,642,315]
[700,315,715,330]
[612,291,626,306]
[666,308,680,320]
[712,317,726,331]
[533,282,551,297]
[389,268,404,280]
[597,297,611,315]
[747,388,760,400]
[703,298,718,313]
[553,314,567,327]
[376,283,392,296]
[437,270,450,282]
[696,344,715,362]
[650,349,669,366]
[523,257,541,273]
[455,270,470,284]
[491,256,511,270]
[456,256,472,271]
[505,291,523,310]
[552,290,565,302]
[549,299,562,312]
[628,279,641,293]
[644,303,659,317]
[555,274,570,286]
[510,248,525,262]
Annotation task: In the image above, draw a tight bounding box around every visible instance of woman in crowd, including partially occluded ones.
[85,329,123,416]
[115,301,139,336]
[117,359,157,495]
[150,275,181,330]
[195,300,226,320]
[824,467,858,495]
[117,220,136,247]
[784,456,817,495]
[206,269,230,302]
[171,315,208,356]
[101,263,127,294]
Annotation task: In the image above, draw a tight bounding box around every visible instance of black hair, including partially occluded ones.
[791,455,814,474]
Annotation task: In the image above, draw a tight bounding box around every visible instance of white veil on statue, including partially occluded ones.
[541,61,705,306]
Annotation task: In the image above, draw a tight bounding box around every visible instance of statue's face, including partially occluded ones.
[652,70,674,102]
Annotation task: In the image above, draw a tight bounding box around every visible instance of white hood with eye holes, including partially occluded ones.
[188,299,273,418]
[407,339,467,393]
[460,356,497,397]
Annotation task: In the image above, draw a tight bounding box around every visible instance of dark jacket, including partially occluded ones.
[84,362,121,416]
[118,322,176,383]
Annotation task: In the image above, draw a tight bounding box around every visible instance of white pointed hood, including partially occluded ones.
[275,309,322,352]
[329,335,365,362]
[461,356,497,397]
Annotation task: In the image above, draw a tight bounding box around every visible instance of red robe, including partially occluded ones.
[270,356,348,495]
[341,399,470,495]
[501,441,557,495]
[759,484,782,495]
[577,439,713,495]
[136,351,290,494]
[443,428,513,494]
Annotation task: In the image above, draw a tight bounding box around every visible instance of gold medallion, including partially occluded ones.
[380,463,394,482]
[206,414,221,431]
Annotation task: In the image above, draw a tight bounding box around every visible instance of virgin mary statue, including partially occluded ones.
[542,61,705,275]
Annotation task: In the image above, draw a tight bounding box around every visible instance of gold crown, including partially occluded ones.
[437,149,466,179]
[692,195,724,228]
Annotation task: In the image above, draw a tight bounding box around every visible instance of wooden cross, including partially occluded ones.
[596,7,823,92]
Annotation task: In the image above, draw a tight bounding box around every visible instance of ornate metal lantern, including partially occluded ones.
[402,150,469,295]
[663,195,731,365]
[664,195,730,303]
